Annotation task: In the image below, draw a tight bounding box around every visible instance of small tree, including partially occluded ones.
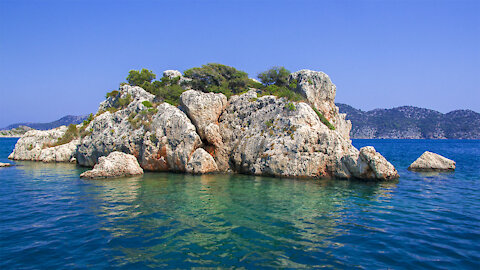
[183,63,252,95]
[258,66,290,87]
[126,69,156,87]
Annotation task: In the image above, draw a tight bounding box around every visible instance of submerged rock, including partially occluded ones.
[8,126,78,163]
[408,151,455,171]
[80,152,143,179]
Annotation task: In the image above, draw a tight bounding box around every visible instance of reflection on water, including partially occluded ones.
[2,138,479,268]
[73,172,399,268]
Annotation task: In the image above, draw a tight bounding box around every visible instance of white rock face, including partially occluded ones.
[140,103,201,171]
[186,148,218,174]
[289,70,352,139]
[163,70,182,79]
[359,146,399,180]
[80,152,143,179]
[77,85,201,172]
[179,90,227,144]
[76,85,155,166]
[215,90,398,180]
[408,151,456,171]
[162,70,192,86]
[39,139,80,163]
[8,126,78,162]
[0,162,13,167]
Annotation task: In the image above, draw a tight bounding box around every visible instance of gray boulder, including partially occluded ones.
[408,151,456,171]
[186,148,218,174]
[80,151,143,179]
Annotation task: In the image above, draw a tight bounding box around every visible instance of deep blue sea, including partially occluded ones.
[1,138,479,269]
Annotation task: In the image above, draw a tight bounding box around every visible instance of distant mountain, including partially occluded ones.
[337,104,480,139]
[2,115,89,131]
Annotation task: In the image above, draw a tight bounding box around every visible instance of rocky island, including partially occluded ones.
[8,64,399,180]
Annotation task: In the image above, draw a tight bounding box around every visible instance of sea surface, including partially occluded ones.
[1,138,479,269]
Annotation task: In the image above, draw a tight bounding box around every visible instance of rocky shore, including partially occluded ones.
[9,68,399,181]
[0,126,33,138]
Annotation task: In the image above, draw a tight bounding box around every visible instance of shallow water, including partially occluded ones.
[1,138,479,269]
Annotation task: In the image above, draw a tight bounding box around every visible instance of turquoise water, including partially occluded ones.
[1,138,479,269]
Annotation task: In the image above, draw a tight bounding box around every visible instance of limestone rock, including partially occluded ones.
[0,162,13,167]
[179,90,227,144]
[359,146,399,180]
[76,85,155,166]
[162,70,192,86]
[408,151,456,171]
[140,103,201,171]
[80,152,143,179]
[186,148,218,174]
[163,70,182,79]
[8,126,79,162]
[0,126,33,138]
[289,70,352,139]
[215,90,398,180]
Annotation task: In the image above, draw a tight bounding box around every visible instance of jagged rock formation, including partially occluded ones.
[9,69,399,181]
[179,90,227,147]
[408,151,456,171]
[337,103,480,139]
[214,90,398,180]
[290,70,352,139]
[0,126,33,138]
[80,152,143,179]
[8,127,78,163]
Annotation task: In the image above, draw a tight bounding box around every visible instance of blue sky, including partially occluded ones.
[0,0,479,127]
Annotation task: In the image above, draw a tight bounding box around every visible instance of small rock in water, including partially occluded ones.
[408,151,455,171]
[186,148,218,174]
[0,162,13,167]
[80,152,144,179]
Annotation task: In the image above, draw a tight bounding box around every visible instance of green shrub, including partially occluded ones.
[258,66,290,86]
[259,85,304,102]
[149,134,159,144]
[142,100,153,108]
[54,124,79,146]
[106,90,119,98]
[115,94,132,108]
[184,63,253,96]
[285,102,296,111]
[313,107,335,130]
[265,119,274,128]
[83,113,94,126]
[126,69,156,87]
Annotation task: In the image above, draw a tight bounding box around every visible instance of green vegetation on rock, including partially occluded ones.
[53,124,79,147]
[183,63,258,98]
[313,107,335,130]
